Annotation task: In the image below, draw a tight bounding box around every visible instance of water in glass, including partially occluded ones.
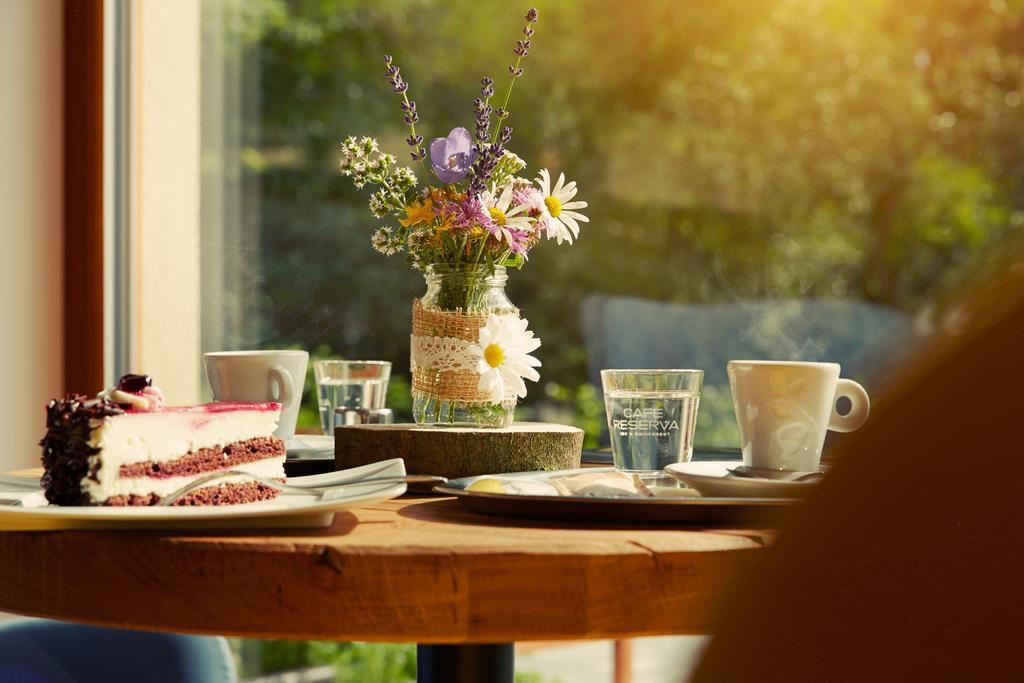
[318,378,388,433]
[605,389,700,471]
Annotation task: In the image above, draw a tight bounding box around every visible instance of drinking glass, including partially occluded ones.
[601,369,704,473]
[315,360,391,434]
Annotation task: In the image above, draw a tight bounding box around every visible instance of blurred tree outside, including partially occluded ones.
[236,639,561,682]
[201,0,1024,445]
[208,0,1023,678]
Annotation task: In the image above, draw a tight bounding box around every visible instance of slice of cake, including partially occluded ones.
[40,374,286,506]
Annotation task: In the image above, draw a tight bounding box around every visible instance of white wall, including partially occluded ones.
[0,0,64,471]
[133,0,202,405]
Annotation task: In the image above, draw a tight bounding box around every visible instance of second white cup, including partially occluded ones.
[727,360,870,471]
[203,350,309,440]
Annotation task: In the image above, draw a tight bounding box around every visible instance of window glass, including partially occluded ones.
[201,0,1024,445]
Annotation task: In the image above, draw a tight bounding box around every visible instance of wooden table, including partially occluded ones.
[0,494,771,681]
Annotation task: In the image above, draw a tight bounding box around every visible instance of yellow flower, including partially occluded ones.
[488,207,507,226]
[399,198,434,228]
[436,212,455,232]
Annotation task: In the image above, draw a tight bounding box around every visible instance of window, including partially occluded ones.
[186,0,1024,446]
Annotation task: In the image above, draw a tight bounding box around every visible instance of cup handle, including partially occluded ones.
[269,366,294,411]
[828,379,870,433]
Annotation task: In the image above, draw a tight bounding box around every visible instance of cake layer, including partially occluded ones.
[105,481,280,506]
[41,388,285,506]
[88,406,281,467]
[86,405,282,500]
[83,455,286,503]
[117,436,284,478]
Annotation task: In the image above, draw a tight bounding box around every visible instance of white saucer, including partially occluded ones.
[665,460,818,499]
[285,434,334,459]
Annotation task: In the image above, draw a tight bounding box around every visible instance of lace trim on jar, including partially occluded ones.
[409,299,518,406]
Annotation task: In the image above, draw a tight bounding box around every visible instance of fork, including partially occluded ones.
[727,467,825,483]
[156,471,446,507]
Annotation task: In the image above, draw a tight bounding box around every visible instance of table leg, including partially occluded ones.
[416,643,514,683]
[613,639,634,683]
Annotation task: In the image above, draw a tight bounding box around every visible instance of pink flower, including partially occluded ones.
[504,227,532,255]
[512,186,544,216]
[453,197,494,230]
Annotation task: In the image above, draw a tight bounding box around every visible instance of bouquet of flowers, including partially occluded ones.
[338,7,589,427]
[339,8,587,271]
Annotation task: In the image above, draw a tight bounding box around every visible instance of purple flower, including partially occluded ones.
[385,55,426,160]
[468,125,513,198]
[453,197,493,230]
[430,127,478,184]
[505,227,532,255]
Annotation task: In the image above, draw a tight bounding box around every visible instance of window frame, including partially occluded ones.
[64,0,105,394]
[72,0,205,402]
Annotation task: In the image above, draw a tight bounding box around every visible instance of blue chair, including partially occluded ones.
[581,295,915,445]
[0,619,237,683]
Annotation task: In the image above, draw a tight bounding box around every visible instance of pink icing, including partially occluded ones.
[170,401,282,413]
[120,401,282,415]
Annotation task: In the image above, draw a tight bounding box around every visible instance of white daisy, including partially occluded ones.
[469,314,542,404]
[480,184,533,246]
[536,169,589,244]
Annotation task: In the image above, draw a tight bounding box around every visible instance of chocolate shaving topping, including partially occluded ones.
[39,395,123,505]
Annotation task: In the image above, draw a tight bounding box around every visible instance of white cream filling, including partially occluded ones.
[84,408,281,501]
[82,456,285,502]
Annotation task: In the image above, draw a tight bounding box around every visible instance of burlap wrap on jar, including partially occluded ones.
[410,299,519,407]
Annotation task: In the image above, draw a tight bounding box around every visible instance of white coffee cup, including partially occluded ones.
[203,350,309,440]
[727,360,870,471]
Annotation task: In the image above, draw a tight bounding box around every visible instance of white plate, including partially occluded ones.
[0,459,406,531]
[285,434,335,459]
[665,461,815,499]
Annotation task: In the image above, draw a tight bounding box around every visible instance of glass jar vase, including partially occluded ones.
[411,264,518,428]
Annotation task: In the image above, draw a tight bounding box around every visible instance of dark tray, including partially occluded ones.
[436,467,795,526]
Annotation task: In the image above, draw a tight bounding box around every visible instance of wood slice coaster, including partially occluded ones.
[334,422,584,478]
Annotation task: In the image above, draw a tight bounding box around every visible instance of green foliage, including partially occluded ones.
[532,381,606,449]
[235,639,561,682]
[516,672,563,683]
[308,642,416,682]
[240,640,416,682]
[694,384,741,448]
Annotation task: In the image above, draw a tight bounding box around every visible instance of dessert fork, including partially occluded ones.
[156,471,445,507]
[727,466,825,483]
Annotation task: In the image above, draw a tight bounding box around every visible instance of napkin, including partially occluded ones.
[549,471,654,498]
[467,471,655,498]
[0,476,50,508]
[0,490,49,508]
